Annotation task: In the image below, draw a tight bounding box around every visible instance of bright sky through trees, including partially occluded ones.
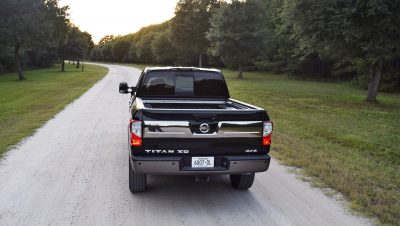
[59,0,177,43]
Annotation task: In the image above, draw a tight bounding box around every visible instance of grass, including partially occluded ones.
[0,63,108,156]
[223,71,399,225]
[123,63,400,225]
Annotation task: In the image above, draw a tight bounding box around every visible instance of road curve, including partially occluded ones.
[0,63,372,226]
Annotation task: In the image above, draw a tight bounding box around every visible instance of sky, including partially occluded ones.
[59,0,178,44]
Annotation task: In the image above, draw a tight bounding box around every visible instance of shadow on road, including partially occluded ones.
[131,175,266,218]
[147,174,234,192]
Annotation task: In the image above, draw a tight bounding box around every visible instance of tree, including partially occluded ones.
[46,0,70,71]
[253,0,298,74]
[282,0,400,102]
[73,30,93,68]
[81,31,94,57]
[127,43,138,62]
[131,21,170,43]
[151,30,177,64]
[170,0,220,67]
[98,35,115,45]
[90,47,102,62]
[100,43,113,62]
[59,26,92,71]
[0,0,68,79]
[136,32,156,63]
[207,0,267,78]
[112,40,131,62]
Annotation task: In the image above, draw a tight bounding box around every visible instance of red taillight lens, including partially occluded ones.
[129,120,142,146]
[262,121,273,146]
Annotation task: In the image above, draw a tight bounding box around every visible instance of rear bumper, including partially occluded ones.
[130,155,270,175]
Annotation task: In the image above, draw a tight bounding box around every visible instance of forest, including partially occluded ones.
[0,0,94,79]
[90,0,400,102]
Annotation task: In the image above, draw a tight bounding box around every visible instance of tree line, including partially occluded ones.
[0,0,94,79]
[91,0,400,102]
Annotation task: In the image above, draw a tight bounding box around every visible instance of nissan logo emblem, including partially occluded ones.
[199,123,210,133]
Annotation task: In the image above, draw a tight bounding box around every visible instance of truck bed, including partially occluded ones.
[130,97,269,157]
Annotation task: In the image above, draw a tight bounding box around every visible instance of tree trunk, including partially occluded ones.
[367,60,383,102]
[76,59,80,68]
[198,53,203,68]
[61,59,65,72]
[237,63,243,79]
[14,44,25,80]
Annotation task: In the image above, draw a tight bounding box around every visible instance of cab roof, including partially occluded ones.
[143,66,221,74]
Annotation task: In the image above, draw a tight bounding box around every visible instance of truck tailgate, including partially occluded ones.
[137,110,267,156]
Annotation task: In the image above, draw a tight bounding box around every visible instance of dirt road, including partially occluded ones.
[0,64,372,226]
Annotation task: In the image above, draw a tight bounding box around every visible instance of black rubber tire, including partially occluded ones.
[129,159,147,193]
[230,173,255,190]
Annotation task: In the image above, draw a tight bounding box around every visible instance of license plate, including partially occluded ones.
[191,157,214,168]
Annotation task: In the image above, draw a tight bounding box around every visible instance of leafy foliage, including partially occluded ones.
[98,35,115,45]
[0,0,92,77]
[136,32,156,63]
[170,0,220,66]
[206,0,267,78]
[90,0,400,97]
[281,0,400,100]
[112,40,131,62]
[100,43,113,62]
[58,26,94,71]
[151,31,177,64]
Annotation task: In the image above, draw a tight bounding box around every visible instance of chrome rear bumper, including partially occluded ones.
[130,155,270,175]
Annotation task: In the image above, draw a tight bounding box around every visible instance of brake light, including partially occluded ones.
[262,121,273,146]
[129,120,142,146]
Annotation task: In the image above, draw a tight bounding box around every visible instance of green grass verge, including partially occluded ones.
[121,63,399,225]
[0,63,108,156]
[223,71,399,225]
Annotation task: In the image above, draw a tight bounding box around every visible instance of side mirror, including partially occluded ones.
[119,82,137,94]
[119,82,129,94]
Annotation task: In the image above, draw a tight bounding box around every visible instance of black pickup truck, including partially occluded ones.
[119,67,273,192]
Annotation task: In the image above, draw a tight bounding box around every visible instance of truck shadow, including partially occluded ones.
[131,175,266,217]
[147,174,233,192]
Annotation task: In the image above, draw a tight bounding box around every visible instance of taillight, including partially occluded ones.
[129,120,142,146]
[262,121,273,146]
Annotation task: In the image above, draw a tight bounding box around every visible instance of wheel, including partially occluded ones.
[230,173,255,190]
[129,159,147,193]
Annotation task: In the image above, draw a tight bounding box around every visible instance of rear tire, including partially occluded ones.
[129,159,147,193]
[230,173,255,190]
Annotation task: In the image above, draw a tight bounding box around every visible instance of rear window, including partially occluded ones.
[137,71,229,98]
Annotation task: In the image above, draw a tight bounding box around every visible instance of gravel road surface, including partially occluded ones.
[0,64,372,226]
